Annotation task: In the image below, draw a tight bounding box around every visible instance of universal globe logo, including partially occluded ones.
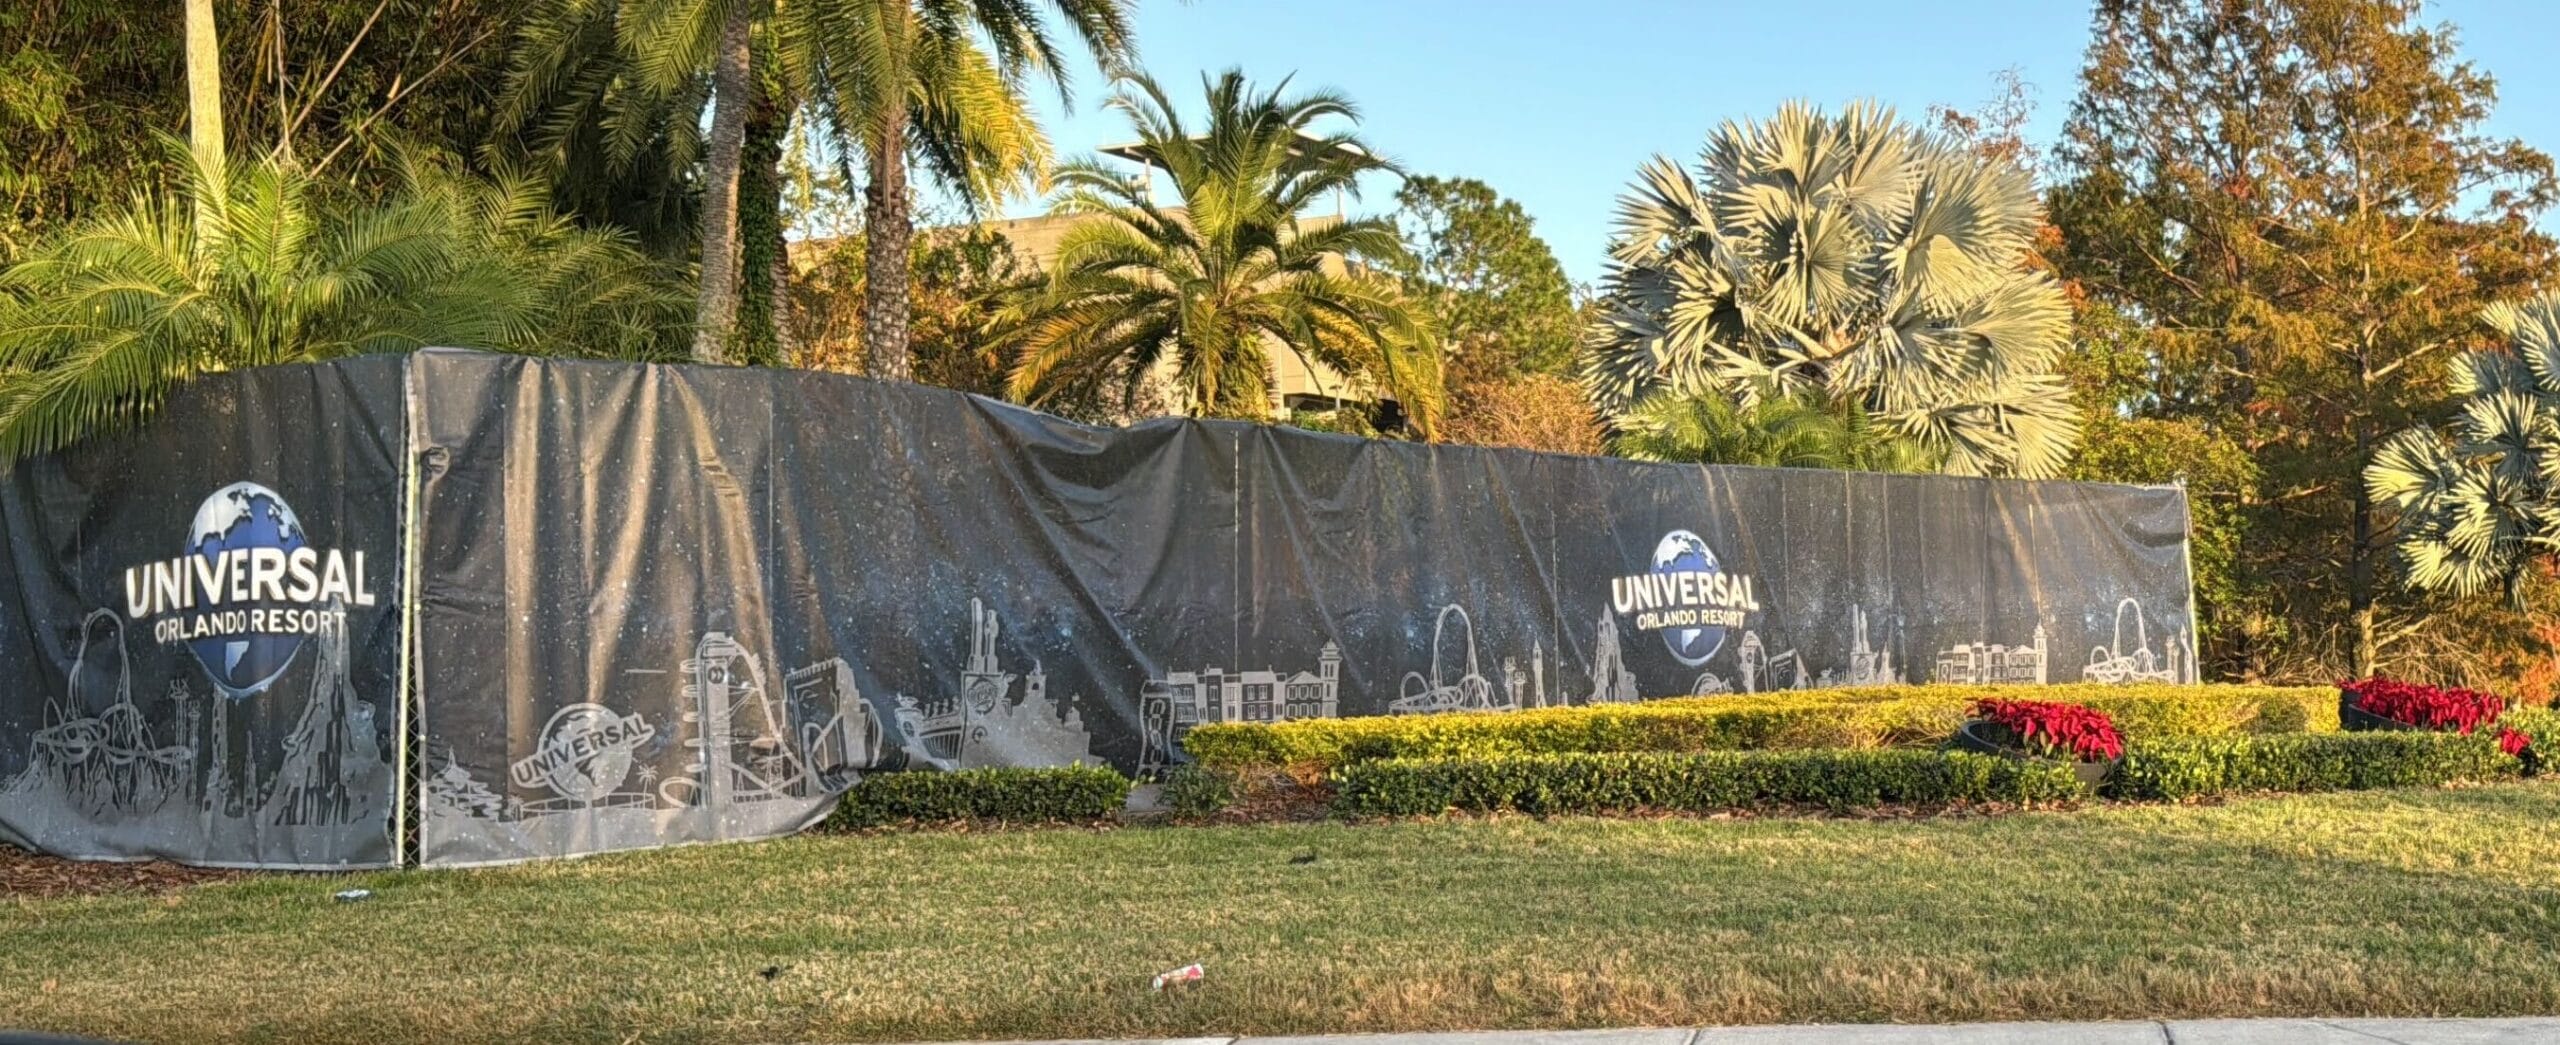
[120,482,377,697]
[510,703,655,805]
[1611,530,1762,667]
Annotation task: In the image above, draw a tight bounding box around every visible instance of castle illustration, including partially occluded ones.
[896,599,1094,771]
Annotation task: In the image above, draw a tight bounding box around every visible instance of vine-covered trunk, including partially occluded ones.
[688,2,755,365]
[735,81,787,367]
[862,114,913,381]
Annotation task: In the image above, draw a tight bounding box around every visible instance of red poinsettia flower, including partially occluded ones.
[2340,678,2508,734]
[1970,698,2125,762]
[2500,727,2533,758]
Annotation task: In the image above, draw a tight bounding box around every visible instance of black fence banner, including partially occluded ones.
[406,350,2195,866]
[0,358,407,869]
[0,351,2195,868]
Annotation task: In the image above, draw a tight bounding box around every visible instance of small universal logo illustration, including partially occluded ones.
[511,703,656,807]
[1611,529,1762,667]
[119,481,378,698]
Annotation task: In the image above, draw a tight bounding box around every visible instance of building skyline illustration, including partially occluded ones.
[1139,640,1341,776]
[1933,623,2050,686]
[1501,640,1550,711]
[894,598,1096,771]
[1840,606,1901,686]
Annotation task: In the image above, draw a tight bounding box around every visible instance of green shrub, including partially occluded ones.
[1160,764,1239,817]
[828,765,1132,829]
[2107,732,2517,801]
[1330,749,2085,818]
[1187,683,2337,775]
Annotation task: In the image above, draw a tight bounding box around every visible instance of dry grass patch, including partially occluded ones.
[6,782,2560,1043]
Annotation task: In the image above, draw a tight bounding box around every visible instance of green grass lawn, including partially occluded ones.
[11,784,2560,1045]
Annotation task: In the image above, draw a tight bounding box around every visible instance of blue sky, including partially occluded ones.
[986,0,2560,285]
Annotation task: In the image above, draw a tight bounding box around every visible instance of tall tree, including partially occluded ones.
[847,0,1136,383]
[619,0,757,363]
[1388,175,1579,388]
[183,0,225,241]
[1582,101,2079,478]
[2051,0,2560,677]
[998,70,1444,434]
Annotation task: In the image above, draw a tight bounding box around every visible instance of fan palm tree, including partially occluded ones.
[581,0,1131,367]
[0,151,690,463]
[2368,293,2560,604]
[1582,101,2077,478]
[1615,386,1941,474]
[999,70,1443,436]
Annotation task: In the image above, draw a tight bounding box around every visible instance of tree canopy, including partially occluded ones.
[2050,0,2560,677]
[1582,101,2079,478]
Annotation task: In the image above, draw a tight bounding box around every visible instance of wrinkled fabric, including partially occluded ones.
[0,357,405,869]
[407,350,2194,866]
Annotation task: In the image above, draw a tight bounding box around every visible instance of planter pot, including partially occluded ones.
[2339,695,2422,733]
[1949,719,2117,788]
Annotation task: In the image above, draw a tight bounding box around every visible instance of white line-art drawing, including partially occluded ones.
[1693,605,1901,695]
[662,632,824,806]
[1934,623,2050,686]
[422,627,879,863]
[1840,606,1901,686]
[1588,610,1639,704]
[894,598,1096,771]
[263,617,381,826]
[3,604,387,865]
[784,658,884,791]
[2082,598,2192,684]
[7,611,191,814]
[1139,641,1341,776]
[1501,640,1550,711]
[1693,630,1812,695]
[1391,605,1507,715]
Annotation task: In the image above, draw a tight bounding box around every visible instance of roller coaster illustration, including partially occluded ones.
[661,633,864,806]
[2082,598,2188,684]
[1391,605,1507,714]
[18,610,191,810]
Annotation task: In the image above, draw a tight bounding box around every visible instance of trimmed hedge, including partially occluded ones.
[1186,683,2337,775]
[2106,732,2520,800]
[1330,749,2086,818]
[828,765,1132,828]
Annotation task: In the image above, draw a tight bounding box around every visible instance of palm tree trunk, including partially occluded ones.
[183,0,226,243]
[735,81,787,366]
[689,1,754,365]
[861,113,913,381]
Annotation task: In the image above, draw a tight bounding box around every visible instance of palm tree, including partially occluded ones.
[999,70,1443,435]
[2368,293,2560,604]
[833,0,1136,381]
[595,0,1131,369]
[1614,387,1941,473]
[1582,101,2077,478]
[0,153,690,463]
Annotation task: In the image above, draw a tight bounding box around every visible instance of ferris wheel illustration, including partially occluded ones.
[1390,605,1502,714]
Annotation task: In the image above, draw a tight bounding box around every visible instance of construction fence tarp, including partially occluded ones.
[0,349,2198,868]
